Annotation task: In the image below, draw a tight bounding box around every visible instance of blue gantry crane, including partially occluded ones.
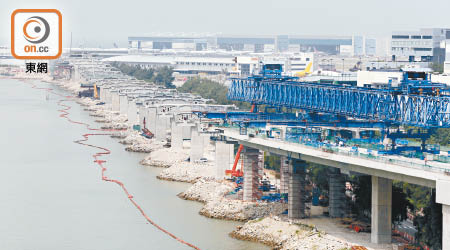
[204,63,450,158]
[227,64,450,128]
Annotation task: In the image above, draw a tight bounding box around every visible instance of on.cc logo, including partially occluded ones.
[23,16,50,44]
[11,9,62,60]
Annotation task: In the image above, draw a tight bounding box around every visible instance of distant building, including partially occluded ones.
[390,28,449,63]
[444,30,450,74]
[276,35,289,52]
[352,36,364,56]
[286,53,314,74]
[103,52,314,77]
[128,37,209,52]
[128,35,353,54]
[365,38,377,56]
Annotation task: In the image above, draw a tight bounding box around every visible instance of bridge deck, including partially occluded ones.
[222,128,450,188]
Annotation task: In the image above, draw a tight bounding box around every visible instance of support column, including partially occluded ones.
[155,115,170,141]
[352,129,361,139]
[436,180,450,250]
[190,131,204,162]
[371,176,392,244]
[111,92,120,111]
[288,159,306,219]
[215,141,233,179]
[329,168,346,218]
[147,107,157,133]
[280,156,289,194]
[119,95,128,115]
[127,100,138,126]
[443,205,450,250]
[243,147,259,201]
[171,122,183,150]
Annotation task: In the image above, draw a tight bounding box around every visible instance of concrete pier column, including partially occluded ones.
[215,141,233,179]
[111,92,120,111]
[371,176,392,244]
[182,124,194,140]
[99,87,106,101]
[436,180,450,250]
[147,107,157,133]
[155,115,171,141]
[329,168,346,218]
[119,95,128,115]
[443,205,450,250]
[190,131,204,162]
[288,159,306,219]
[352,129,361,139]
[127,99,138,126]
[279,156,289,194]
[202,134,211,149]
[171,122,183,150]
[243,147,260,201]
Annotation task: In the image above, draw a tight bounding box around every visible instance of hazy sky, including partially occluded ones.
[1,0,450,48]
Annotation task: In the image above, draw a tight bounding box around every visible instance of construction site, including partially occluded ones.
[22,55,444,250]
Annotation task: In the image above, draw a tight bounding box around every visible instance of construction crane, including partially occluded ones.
[227,65,450,128]
[225,104,257,177]
[218,64,450,175]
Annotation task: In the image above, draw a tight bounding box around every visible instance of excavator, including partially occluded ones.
[294,62,313,78]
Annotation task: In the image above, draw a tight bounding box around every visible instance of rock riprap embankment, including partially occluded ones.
[231,216,352,250]
[140,147,189,167]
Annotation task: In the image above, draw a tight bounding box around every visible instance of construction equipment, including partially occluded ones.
[227,65,450,128]
[225,104,257,177]
[93,84,99,99]
[141,117,154,139]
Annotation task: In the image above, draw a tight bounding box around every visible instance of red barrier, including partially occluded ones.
[26,82,201,250]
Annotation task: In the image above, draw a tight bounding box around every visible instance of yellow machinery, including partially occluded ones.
[93,84,99,99]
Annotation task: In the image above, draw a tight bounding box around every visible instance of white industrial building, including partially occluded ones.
[391,28,448,63]
[357,68,450,87]
[103,52,315,77]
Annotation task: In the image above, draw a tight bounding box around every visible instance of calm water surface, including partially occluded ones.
[0,79,267,250]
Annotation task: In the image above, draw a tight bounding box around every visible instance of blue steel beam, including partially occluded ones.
[194,111,387,128]
[227,78,450,127]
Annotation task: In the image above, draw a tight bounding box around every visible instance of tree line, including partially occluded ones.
[177,77,251,110]
[111,63,175,89]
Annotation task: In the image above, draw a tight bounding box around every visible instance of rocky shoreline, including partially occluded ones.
[230,217,352,250]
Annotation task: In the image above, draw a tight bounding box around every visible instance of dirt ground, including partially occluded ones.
[285,206,398,250]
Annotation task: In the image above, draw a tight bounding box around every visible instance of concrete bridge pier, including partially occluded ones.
[371,176,392,244]
[215,141,233,179]
[288,159,306,219]
[243,147,260,201]
[280,156,289,194]
[329,168,346,218]
[155,115,171,141]
[352,129,361,139]
[190,131,204,162]
[436,180,450,250]
[443,205,450,250]
[171,122,184,150]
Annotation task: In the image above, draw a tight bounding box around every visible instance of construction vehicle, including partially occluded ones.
[141,117,154,139]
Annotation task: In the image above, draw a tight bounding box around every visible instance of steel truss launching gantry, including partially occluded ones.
[227,65,450,128]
